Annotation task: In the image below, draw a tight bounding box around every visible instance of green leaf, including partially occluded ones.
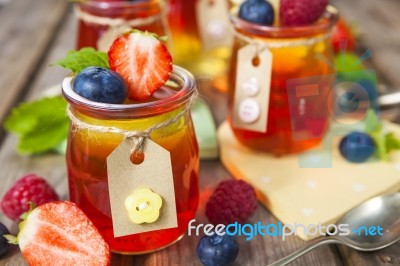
[4,234,18,245]
[385,132,400,153]
[17,119,70,154]
[369,130,388,161]
[52,138,67,155]
[364,109,382,133]
[52,47,109,73]
[362,109,400,161]
[363,110,386,160]
[3,96,70,155]
[334,53,365,73]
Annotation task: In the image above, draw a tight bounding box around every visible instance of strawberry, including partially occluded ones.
[5,201,110,266]
[108,30,173,101]
[280,0,328,26]
[331,18,356,54]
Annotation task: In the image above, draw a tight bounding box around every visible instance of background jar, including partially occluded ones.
[62,66,199,254]
[228,7,338,155]
[75,0,168,52]
[167,0,232,91]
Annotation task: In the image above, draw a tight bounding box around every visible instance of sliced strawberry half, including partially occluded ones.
[108,31,173,101]
[5,201,110,266]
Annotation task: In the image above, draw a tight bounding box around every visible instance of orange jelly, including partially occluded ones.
[76,0,167,50]
[167,0,231,91]
[62,66,199,254]
[228,7,338,155]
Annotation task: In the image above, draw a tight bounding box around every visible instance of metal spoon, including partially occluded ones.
[269,193,400,266]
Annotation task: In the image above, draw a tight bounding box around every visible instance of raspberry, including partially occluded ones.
[206,180,257,225]
[280,0,328,26]
[1,174,58,221]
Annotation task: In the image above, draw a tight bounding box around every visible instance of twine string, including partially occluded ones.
[66,92,196,155]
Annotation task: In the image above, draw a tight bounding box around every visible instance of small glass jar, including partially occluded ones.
[228,7,338,155]
[75,0,168,51]
[62,66,199,254]
[167,0,232,91]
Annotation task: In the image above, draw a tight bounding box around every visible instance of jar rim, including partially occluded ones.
[78,0,164,9]
[62,65,196,118]
[230,5,339,38]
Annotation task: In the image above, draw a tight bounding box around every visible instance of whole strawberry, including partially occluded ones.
[280,0,328,26]
[206,180,257,225]
[5,201,110,266]
[1,174,58,221]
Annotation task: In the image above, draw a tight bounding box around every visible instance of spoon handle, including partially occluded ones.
[268,237,341,266]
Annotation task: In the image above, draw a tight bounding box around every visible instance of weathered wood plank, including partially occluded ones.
[331,0,400,89]
[0,0,69,140]
[0,6,75,266]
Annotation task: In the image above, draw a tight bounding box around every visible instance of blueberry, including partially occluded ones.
[196,233,239,266]
[0,223,10,257]
[339,132,376,163]
[239,0,274,26]
[73,67,127,104]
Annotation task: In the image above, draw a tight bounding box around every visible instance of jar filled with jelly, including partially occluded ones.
[62,66,199,254]
[228,6,338,155]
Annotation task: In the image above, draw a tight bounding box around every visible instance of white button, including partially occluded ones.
[242,77,260,97]
[238,98,260,124]
[207,19,225,39]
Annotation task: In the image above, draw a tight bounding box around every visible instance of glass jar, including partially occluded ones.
[228,6,338,155]
[62,66,199,254]
[167,0,232,91]
[75,0,168,51]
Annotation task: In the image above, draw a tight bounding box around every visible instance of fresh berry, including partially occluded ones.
[332,18,356,54]
[197,233,239,266]
[238,0,274,26]
[206,180,257,225]
[6,201,110,266]
[73,66,127,104]
[280,0,328,26]
[0,223,10,257]
[339,132,376,163]
[1,174,58,221]
[108,30,173,101]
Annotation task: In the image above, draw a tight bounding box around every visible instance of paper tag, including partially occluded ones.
[97,24,131,52]
[196,0,232,51]
[107,138,178,237]
[233,45,272,133]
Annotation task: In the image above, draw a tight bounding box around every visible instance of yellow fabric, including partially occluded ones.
[218,121,400,240]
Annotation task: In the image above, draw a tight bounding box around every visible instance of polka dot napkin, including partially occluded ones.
[218,121,400,240]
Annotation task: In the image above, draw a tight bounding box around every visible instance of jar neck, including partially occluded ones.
[78,0,166,18]
[62,65,196,120]
[230,5,338,39]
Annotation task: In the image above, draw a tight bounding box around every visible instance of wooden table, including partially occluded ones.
[0,0,399,265]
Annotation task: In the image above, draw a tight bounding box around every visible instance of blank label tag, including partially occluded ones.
[196,0,232,51]
[107,139,178,237]
[233,45,272,133]
[97,24,131,52]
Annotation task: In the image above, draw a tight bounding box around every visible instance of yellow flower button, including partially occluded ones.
[124,187,162,224]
